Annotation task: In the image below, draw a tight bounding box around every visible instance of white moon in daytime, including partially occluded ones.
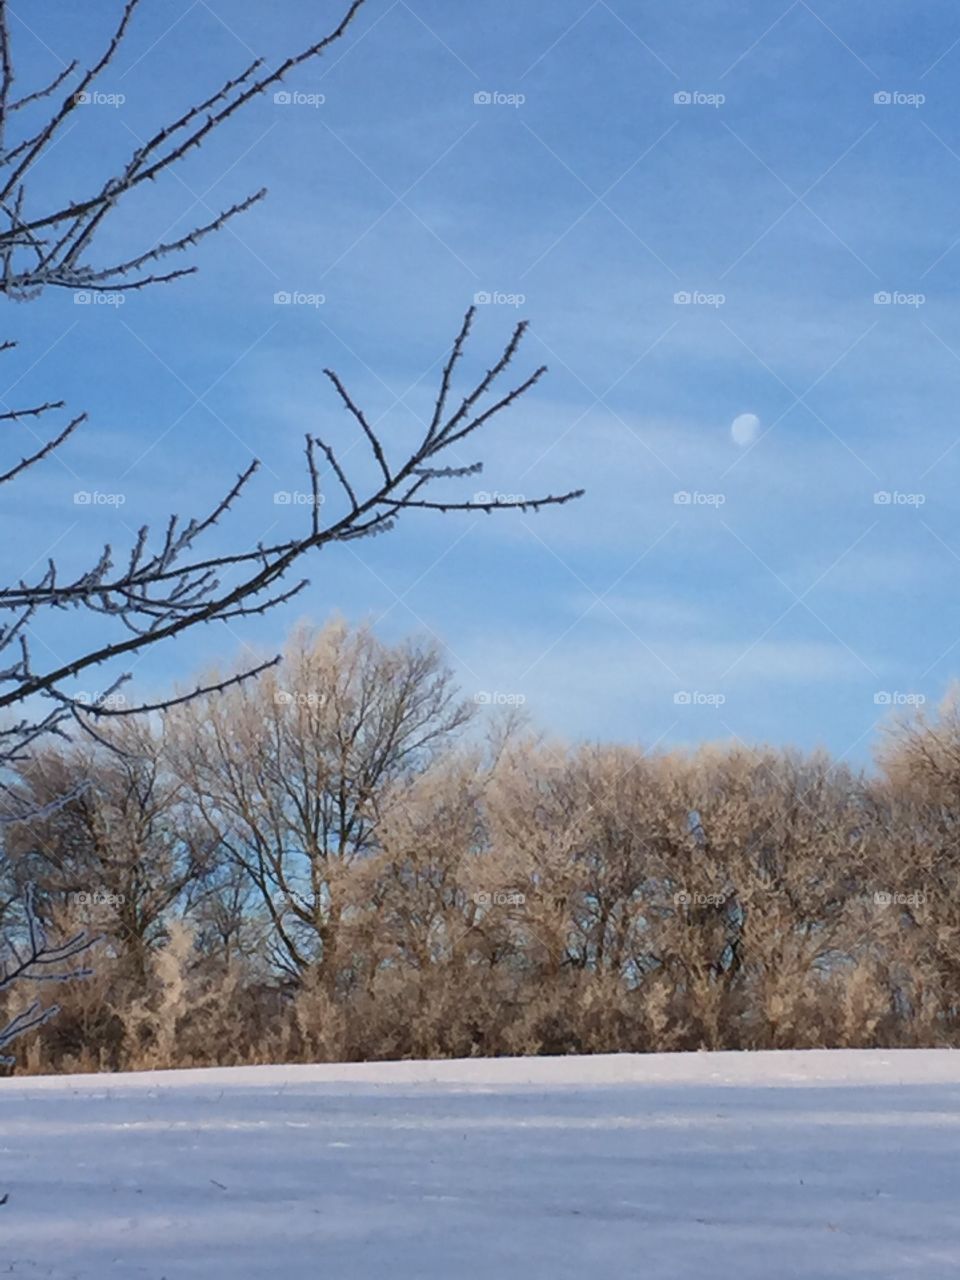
[731,412,760,446]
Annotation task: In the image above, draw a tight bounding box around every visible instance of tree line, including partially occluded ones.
[2,617,958,1073]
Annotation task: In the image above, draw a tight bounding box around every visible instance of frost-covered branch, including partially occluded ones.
[0,885,94,1063]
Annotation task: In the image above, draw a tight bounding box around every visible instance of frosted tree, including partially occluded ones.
[0,0,582,1059]
[0,885,91,1063]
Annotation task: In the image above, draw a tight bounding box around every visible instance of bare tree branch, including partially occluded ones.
[0,884,94,1062]
[0,1,585,1067]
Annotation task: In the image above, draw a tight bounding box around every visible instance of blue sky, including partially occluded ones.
[5,0,960,763]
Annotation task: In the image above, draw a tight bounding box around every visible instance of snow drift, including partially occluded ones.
[2,1049,958,1278]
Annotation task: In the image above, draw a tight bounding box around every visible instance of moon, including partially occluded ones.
[731,412,760,446]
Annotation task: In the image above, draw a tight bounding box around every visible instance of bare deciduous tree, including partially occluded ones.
[167,620,473,986]
[0,0,367,300]
[0,304,580,768]
[7,721,208,981]
[0,0,583,1057]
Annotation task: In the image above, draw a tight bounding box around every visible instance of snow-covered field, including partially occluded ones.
[2,1049,959,1278]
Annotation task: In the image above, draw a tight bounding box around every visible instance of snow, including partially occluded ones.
[2,1049,959,1277]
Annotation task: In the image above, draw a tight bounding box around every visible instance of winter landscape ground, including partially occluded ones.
[2,1049,959,1279]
